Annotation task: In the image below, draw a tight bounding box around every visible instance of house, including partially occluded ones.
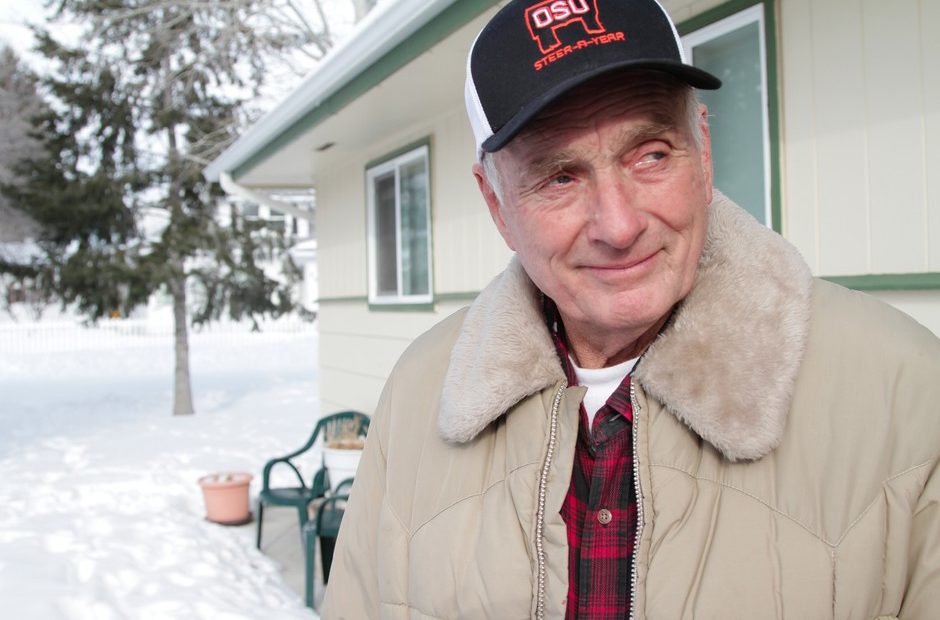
[205,0,940,417]
[0,200,42,307]
[220,190,319,314]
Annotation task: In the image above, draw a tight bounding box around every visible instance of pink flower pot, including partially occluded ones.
[198,472,253,525]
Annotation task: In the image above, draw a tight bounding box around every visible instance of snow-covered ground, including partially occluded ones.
[0,326,323,619]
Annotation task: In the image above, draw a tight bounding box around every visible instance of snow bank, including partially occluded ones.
[0,330,322,619]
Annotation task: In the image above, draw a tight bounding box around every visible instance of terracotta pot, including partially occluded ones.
[198,472,253,525]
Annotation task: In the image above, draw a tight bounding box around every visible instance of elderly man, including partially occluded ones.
[322,0,940,617]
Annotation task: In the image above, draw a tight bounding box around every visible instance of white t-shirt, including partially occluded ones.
[571,356,639,434]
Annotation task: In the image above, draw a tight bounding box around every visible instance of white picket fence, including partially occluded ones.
[0,316,316,354]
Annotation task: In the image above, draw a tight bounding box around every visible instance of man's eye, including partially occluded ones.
[549,173,575,186]
[634,151,668,169]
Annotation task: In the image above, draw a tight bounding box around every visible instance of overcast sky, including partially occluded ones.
[0,2,47,59]
[0,1,361,110]
[0,2,360,60]
[0,1,88,75]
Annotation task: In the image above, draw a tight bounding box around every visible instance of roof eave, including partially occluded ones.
[204,0,461,184]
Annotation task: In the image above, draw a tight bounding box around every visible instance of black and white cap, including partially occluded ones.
[465,0,721,157]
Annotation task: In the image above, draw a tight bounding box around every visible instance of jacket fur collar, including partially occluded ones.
[438,193,814,461]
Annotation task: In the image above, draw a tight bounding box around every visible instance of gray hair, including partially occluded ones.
[481,86,703,206]
[481,151,505,204]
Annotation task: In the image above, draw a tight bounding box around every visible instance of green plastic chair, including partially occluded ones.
[303,476,355,608]
[255,411,369,550]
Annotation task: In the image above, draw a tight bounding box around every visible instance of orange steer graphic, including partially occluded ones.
[525,0,606,54]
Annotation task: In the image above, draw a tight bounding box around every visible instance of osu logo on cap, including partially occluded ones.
[525,0,605,54]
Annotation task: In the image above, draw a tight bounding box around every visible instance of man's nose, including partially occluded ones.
[586,171,646,249]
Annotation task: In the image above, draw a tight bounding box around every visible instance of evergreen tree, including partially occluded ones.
[2,1,347,415]
[0,47,46,245]
[0,47,48,313]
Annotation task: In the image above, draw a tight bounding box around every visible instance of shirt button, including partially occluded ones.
[597,509,613,525]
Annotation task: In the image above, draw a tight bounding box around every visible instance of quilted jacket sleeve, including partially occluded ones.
[899,455,940,618]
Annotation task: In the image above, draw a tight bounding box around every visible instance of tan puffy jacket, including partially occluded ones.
[322,195,940,619]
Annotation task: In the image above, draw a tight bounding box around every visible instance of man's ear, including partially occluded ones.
[697,104,714,205]
[472,161,516,251]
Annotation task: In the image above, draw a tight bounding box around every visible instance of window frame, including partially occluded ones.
[681,3,773,228]
[365,143,434,306]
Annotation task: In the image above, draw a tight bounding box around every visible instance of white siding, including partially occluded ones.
[924,0,940,272]
[864,0,925,274]
[316,163,368,299]
[317,300,470,413]
[432,108,514,294]
[780,0,940,276]
[314,104,508,411]
[318,366,388,417]
[868,290,940,338]
[314,10,509,304]
[314,105,511,302]
[312,5,510,415]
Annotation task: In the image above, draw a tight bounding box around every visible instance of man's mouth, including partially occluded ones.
[583,250,660,274]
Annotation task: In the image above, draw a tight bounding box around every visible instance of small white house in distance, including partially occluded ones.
[205,0,940,417]
[213,191,319,314]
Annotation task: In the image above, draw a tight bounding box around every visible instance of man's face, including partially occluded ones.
[476,73,713,363]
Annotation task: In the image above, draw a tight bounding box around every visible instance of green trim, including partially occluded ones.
[765,0,783,233]
[677,0,765,35]
[428,141,437,307]
[231,0,500,180]
[435,291,480,302]
[823,273,940,292]
[366,137,431,171]
[677,0,783,233]
[367,302,436,312]
[317,296,368,304]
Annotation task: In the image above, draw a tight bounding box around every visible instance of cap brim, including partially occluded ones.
[480,61,721,153]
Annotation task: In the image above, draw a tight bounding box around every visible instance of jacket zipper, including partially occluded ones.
[629,379,644,620]
[535,381,568,620]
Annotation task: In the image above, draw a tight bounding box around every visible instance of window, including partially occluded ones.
[366,144,432,304]
[240,201,285,231]
[683,4,771,226]
[266,210,286,232]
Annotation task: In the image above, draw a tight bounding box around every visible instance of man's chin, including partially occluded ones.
[595,295,674,333]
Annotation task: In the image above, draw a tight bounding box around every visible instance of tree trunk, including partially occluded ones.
[162,56,194,417]
[170,271,194,416]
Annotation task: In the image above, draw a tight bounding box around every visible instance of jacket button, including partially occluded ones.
[597,509,612,525]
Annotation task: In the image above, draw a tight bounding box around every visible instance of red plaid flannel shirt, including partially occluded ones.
[547,301,637,619]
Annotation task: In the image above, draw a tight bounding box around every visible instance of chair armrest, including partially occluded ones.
[310,467,330,498]
[272,435,320,462]
[333,477,355,495]
[260,456,306,491]
[262,419,326,480]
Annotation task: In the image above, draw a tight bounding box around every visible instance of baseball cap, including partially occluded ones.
[464,0,721,157]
